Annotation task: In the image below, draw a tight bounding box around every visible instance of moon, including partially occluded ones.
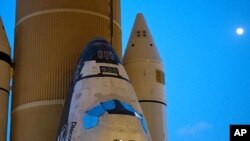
[236,27,244,35]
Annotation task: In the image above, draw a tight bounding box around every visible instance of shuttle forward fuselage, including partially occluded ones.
[57,39,152,141]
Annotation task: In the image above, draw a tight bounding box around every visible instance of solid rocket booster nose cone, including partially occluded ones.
[0,17,11,53]
[122,13,167,141]
[134,13,147,28]
[123,13,162,64]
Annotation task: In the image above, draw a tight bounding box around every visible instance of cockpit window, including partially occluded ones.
[121,101,134,113]
[82,114,99,129]
[106,100,134,116]
[140,117,148,133]
[101,100,115,110]
[82,99,148,133]
[86,104,105,117]
[134,111,143,119]
[134,111,148,133]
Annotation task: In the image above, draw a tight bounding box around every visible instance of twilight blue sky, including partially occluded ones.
[1,0,250,141]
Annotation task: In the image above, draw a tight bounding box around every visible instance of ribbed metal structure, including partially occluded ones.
[12,1,121,141]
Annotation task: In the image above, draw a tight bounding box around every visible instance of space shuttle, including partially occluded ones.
[1,0,167,140]
[56,13,166,141]
[56,39,152,141]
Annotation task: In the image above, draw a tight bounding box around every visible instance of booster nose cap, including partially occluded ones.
[123,13,162,64]
[0,17,11,66]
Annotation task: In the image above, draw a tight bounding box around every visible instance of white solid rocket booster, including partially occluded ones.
[123,13,167,141]
[0,17,11,141]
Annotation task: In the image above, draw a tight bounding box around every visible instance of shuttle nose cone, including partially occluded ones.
[123,13,161,64]
[79,38,121,66]
[72,38,121,83]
